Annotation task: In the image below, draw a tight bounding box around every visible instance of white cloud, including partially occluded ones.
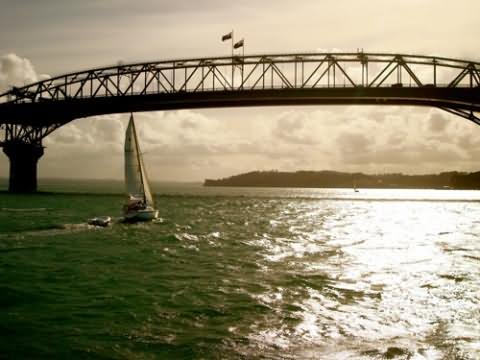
[35,104,480,180]
[272,111,318,145]
[0,53,38,93]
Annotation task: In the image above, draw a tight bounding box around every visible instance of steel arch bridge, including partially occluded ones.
[1,51,480,191]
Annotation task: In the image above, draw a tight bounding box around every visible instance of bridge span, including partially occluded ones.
[1,52,480,192]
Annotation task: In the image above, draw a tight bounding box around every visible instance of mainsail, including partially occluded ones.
[124,114,154,206]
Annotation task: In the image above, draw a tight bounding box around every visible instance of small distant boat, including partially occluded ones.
[353,180,359,192]
[88,216,112,227]
[123,114,159,222]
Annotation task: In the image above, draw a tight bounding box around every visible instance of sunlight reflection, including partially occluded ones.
[246,189,480,357]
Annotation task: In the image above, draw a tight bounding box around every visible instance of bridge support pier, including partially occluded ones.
[3,141,44,193]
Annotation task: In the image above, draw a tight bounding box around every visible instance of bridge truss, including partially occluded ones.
[1,52,480,145]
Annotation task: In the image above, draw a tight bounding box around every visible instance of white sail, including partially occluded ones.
[124,114,154,206]
[139,152,154,206]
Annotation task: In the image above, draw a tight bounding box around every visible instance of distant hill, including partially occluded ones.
[204,170,480,189]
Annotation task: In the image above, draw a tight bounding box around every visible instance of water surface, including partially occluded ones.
[1,182,479,358]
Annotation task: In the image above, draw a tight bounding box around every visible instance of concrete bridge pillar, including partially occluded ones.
[3,141,44,193]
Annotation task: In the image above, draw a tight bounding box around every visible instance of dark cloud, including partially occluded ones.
[456,133,480,153]
[337,131,371,154]
[373,144,464,167]
[180,118,198,130]
[386,132,406,146]
[428,112,449,133]
[272,112,318,145]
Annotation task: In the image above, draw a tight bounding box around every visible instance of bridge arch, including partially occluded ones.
[1,52,480,191]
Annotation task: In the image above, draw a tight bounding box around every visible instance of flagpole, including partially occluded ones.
[231,29,234,90]
[241,39,244,89]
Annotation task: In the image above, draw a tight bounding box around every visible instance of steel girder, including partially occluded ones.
[2,53,480,104]
[1,52,480,144]
[0,122,65,146]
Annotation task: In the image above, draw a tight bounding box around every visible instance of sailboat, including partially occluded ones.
[123,113,159,222]
[353,178,359,192]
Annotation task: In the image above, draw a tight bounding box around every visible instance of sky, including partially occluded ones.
[1,0,480,181]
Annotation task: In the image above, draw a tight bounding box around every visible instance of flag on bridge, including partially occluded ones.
[233,39,244,49]
[222,32,233,41]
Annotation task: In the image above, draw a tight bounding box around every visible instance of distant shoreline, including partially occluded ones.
[204,170,480,190]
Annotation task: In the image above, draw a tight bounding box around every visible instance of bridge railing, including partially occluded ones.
[1,53,480,104]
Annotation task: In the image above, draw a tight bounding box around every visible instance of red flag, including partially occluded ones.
[222,32,232,41]
[233,39,244,49]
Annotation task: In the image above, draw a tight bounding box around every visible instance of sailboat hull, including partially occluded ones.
[124,209,159,222]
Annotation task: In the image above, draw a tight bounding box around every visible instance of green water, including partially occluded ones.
[1,181,480,359]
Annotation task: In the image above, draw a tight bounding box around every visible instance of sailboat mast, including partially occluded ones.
[130,114,146,203]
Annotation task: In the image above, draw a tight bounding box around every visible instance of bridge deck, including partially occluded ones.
[1,87,479,126]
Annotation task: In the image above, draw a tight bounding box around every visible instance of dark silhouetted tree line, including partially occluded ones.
[204,170,480,189]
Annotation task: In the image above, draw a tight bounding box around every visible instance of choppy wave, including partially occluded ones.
[1,189,479,359]
[0,207,50,212]
[0,222,113,239]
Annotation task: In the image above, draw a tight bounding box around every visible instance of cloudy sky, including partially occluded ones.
[1,0,480,181]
